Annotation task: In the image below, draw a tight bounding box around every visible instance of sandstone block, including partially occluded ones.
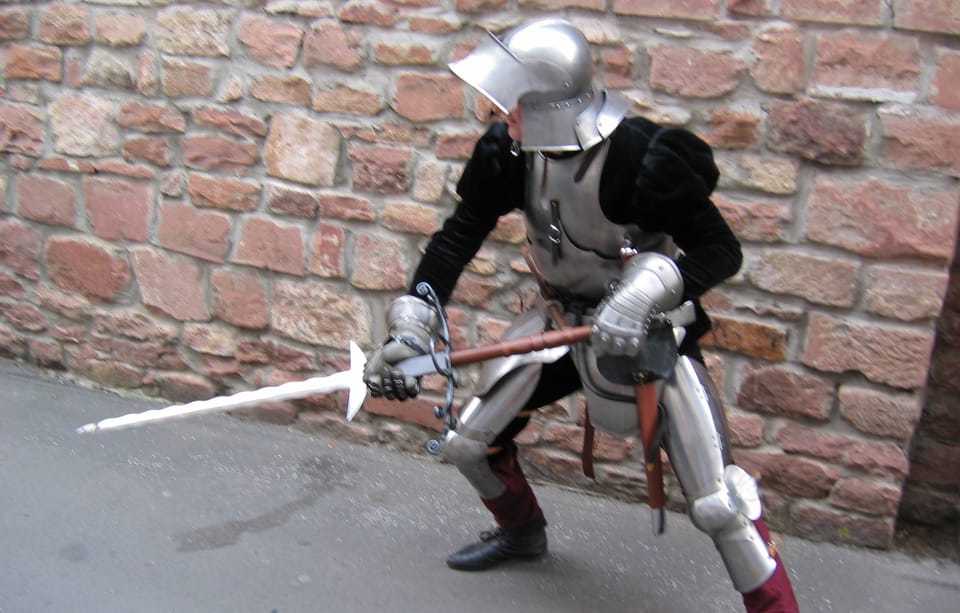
[4,43,63,81]
[931,49,960,110]
[193,107,268,138]
[893,0,960,35]
[864,265,949,322]
[46,237,130,302]
[118,102,186,133]
[211,268,269,330]
[18,174,76,228]
[238,16,303,69]
[347,144,413,194]
[265,114,341,186]
[782,0,885,25]
[131,248,209,321]
[158,202,231,263]
[839,384,923,442]
[650,46,744,98]
[234,217,305,276]
[161,59,213,98]
[309,222,346,278]
[392,73,464,122]
[351,234,408,290]
[156,7,230,57]
[272,279,371,347]
[187,173,261,212]
[83,177,151,242]
[737,364,835,420]
[0,9,29,41]
[701,315,789,361]
[613,0,722,19]
[880,107,960,177]
[750,22,804,94]
[381,200,439,236]
[39,2,91,46]
[790,502,895,549]
[802,312,935,389]
[183,135,259,172]
[806,177,960,261]
[767,98,867,165]
[94,13,147,47]
[49,94,120,156]
[303,22,362,71]
[812,32,920,101]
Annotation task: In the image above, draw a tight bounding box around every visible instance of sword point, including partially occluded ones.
[75,423,99,434]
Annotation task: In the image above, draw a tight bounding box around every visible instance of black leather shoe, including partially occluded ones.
[446,518,547,571]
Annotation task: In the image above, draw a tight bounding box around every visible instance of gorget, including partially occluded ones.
[523,139,671,304]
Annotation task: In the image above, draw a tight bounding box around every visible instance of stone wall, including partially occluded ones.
[1,0,958,550]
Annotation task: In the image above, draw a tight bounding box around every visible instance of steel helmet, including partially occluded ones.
[449,18,628,151]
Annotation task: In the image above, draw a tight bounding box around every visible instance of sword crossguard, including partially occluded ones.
[415,282,459,454]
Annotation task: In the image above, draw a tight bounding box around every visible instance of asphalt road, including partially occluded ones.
[1,359,958,613]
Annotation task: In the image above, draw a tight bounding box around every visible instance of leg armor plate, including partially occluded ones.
[440,307,553,500]
[661,356,777,593]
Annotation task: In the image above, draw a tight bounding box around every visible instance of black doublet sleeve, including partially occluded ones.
[409,123,524,305]
[599,117,742,346]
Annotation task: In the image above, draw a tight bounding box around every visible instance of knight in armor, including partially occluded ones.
[364,18,799,612]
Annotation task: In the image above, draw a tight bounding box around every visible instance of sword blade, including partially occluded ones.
[77,341,368,433]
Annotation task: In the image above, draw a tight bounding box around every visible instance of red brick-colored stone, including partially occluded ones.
[613,0,722,19]
[251,75,312,107]
[790,502,894,549]
[767,98,867,165]
[194,107,268,138]
[777,423,909,477]
[735,450,840,499]
[39,2,91,46]
[318,193,376,222]
[18,174,76,228]
[161,58,213,98]
[118,102,186,133]
[348,144,413,195]
[211,268,269,330]
[123,136,170,167]
[782,0,885,25]
[839,385,922,443]
[392,73,464,122]
[802,312,935,389]
[95,13,146,47]
[131,247,209,321]
[893,0,960,35]
[737,364,835,420]
[727,409,766,448]
[158,202,231,263]
[703,108,761,150]
[338,1,399,26]
[351,234,408,290]
[812,32,920,99]
[701,315,788,361]
[650,46,744,98]
[750,22,805,94]
[931,49,960,111]
[303,22,362,71]
[382,200,439,236]
[864,265,949,322]
[45,237,130,302]
[4,44,63,81]
[749,249,858,307]
[713,195,792,243]
[234,217,305,276]
[809,177,960,261]
[0,302,47,332]
[238,16,303,69]
[83,177,152,242]
[182,135,259,172]
[187,173,261,212]
[313,85,386,115]
[267,184,319,218]
[0,9,29,41]
[0,103,44,156]
[94,310,177,342]
[880,107,960,177]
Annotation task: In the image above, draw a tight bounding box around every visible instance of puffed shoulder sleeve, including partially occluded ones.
[634,127,720,217]
[456,122,525,215]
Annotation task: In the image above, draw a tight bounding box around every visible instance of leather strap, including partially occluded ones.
[582,406,596,479]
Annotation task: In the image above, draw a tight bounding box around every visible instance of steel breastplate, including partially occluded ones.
[523,140,669,303]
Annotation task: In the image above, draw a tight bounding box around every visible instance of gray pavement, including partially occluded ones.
[1,359,958,613]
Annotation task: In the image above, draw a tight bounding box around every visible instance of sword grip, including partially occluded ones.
[449,325,591,367]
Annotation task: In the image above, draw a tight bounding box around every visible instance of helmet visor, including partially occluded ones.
[449,30,550,114]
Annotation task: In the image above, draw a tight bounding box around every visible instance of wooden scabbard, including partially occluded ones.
[636,381,666,511]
